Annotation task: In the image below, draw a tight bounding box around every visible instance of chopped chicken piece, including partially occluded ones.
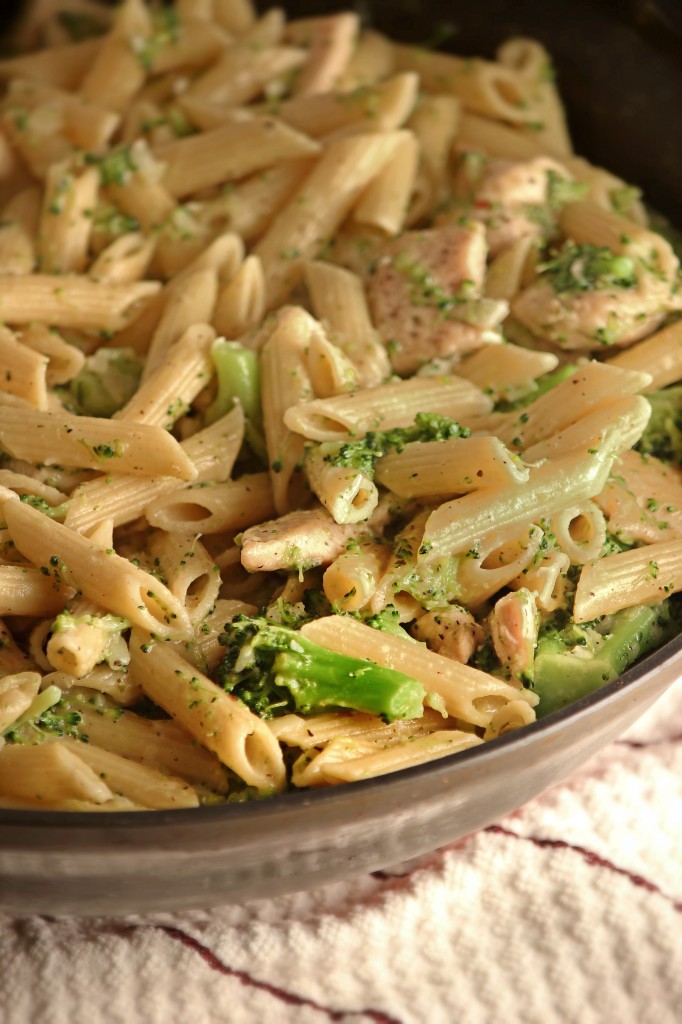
[489,588,539,683]
[411,605,483,664]
[368,223,507,374]
[448,153,575,256]
[595,449,682,544]
[240,507,360,572]
[512,239,682,350]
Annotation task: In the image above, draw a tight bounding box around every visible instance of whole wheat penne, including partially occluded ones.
[284,374,492,441]
[145,473,276,534]
[302,615,536,726]
[153,116,320,198]
[0,404,196,479]
[4,500,192,639]
[0,275,159,331]
[375,436,529,498]
[129,634,286,791]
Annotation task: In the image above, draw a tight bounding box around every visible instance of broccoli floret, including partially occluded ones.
[214,615,425,721]
[322,412,470,477]
[546,170,588,208]
[68,348,143,417]
[85,146,139,187]
[533,600,680,716]
[539,241,637,293]
[362,606,416,642]
[635,385,682,463]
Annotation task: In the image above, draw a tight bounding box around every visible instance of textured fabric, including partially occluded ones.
[1,680,680,1024]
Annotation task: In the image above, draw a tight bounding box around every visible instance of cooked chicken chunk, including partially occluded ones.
[240,507,360,572]
[411,605,483,664]
[368,223,507,374]
[449,153,575,256]
[595,449,682,544]
[512,240,682,350]
[489,588,539,683]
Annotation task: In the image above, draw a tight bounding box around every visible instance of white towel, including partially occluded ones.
[1,678,680,1024]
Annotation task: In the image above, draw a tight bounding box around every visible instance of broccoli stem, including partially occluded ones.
[207,341,266,461]
[216,617,425,721]
[533,603,678,716]
[274,644,423,720]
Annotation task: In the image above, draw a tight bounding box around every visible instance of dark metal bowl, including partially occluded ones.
[0,0,680,916]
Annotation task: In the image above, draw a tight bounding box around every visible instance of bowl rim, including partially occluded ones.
[1,627,680,832]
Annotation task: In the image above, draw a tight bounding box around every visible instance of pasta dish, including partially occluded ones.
[0,0,680,809]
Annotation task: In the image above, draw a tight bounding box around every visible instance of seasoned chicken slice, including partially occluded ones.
[411,606,483,664]
[512,239,682,350]
[368,223,507,374]
[448,152,577,256]
[240,507,360,572]
[489,588,539,684]
[595,449,682,544]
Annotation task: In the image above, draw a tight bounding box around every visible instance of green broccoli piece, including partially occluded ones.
[546,170,589,208]
[361,606,416,642]
[323,412,470,477]
[68,348,143,417]
[206,340,266,462]
[533,601,680,716]
[214,615,425,721]
[3,684,63,742]
[85,146,139,187]
[635,385,682,464]
[496,362,578,412]
[539,241,637,293]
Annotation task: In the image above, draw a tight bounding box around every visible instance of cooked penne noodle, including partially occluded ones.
[116,323,214,427]
[0,186,41,275]
[0,403,196,479]
[305,446,379,525]
[0,274,159,331]
[183,44,307,107]
[286,12,359,97]
[61,739,200,809]
[19,324,85,387]
[260,306,315,514]
[473,362,651,453]
[268,72,418,138]
[284,374,492,441]
[213,255,266,338]
[574,540,682,621]
[420,446,615,562]
[393,45,534,123]
[606,318,682,391]
[353,130,419,234]
[302,616,536,726]
[153,117,320,198]
[0,742,114,805]
[0,671,41,733]
[38,160,99,275]
[3,500,192,639]
[129,634,286,791]
[303,260,391,387]
[65,405,244,532]
[0,325,49,409]
[375,436,529,498]
[294,729,484,786]
[0,565,73,617]
[145,473,276,534]
[322,540,389,612]
[457,342,557,398]
[254,130,409,307]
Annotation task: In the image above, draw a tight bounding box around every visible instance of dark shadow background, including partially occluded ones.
[2,0,681,220]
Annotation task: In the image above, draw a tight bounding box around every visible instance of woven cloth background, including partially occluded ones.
[1,677,680,1024]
